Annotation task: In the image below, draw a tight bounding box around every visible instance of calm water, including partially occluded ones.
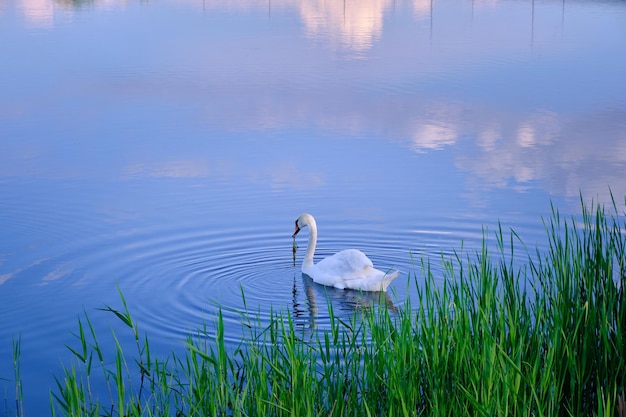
[1,0,626,413]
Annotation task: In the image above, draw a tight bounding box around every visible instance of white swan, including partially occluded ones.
[292,213,399,292]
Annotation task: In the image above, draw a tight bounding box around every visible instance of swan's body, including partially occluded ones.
[292,213,399,292]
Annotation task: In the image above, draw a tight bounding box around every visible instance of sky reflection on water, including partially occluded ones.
[2,0,625,206]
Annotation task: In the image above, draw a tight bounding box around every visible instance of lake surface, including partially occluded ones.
[1,0,626,413]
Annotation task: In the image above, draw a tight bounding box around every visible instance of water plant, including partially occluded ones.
[9,198,626,416]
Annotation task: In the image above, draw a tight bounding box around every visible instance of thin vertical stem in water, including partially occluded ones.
[12,336,24,417]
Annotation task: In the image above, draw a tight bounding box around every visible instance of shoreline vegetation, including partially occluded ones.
[7,198,626,416]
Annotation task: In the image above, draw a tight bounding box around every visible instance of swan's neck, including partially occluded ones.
[303,220,317,270]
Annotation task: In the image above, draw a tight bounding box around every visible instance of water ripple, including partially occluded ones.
[0,210,514,349]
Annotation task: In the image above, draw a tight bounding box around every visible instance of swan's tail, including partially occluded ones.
[381,269,399,292]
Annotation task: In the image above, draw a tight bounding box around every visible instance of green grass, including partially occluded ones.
[8,197,626,416]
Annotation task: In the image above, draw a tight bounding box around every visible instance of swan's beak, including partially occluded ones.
[292,223,300,238]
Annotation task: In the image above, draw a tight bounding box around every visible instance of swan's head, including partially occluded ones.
[292,213,315,237]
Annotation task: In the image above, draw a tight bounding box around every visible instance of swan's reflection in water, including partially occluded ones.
[291,273,398,329]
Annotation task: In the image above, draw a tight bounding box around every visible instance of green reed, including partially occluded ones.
[12,197,624,416]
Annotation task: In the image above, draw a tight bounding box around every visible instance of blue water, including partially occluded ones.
[1,0,625,414]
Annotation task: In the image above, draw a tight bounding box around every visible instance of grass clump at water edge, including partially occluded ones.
[8,198,626,416]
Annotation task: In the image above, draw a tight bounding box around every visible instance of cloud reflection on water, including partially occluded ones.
[454,107,626,202]
[19,0,55,27]
[2,0,625,205]
[296,0,388,55]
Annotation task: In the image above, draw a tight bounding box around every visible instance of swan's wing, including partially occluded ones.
[309,249,370,285]
[311,249,399,291]
[315,249,372,274]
